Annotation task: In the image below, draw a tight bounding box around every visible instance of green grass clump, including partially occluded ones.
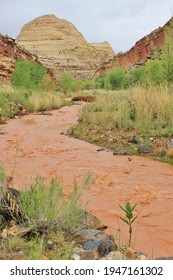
[70,85,173,137]
[68,85,173,161]
[0,167,94,259]
[0,86,65,119]
[19,172,94,232]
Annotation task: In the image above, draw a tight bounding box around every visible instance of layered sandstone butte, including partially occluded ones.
[98,16,173,73]
[91,41,115,59]
[0,33,38,84]
[16,15,115,80]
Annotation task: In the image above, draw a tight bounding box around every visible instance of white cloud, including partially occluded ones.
[0,0,173,52]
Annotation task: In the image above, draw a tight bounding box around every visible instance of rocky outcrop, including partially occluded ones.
[91,41,115,59]
[0,33,37,84]
[0,33,56,85]
[16,15,115,80]
[98,17,173,73]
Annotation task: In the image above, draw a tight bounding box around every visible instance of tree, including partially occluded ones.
[11,60,48,90]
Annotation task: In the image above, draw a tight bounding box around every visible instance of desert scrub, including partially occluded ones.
[69,85,173,142]
[0,169,94,260]
[0,86,65,118]
[19,172,94,232]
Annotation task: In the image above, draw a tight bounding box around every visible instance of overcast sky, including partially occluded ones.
[0,0,173,52]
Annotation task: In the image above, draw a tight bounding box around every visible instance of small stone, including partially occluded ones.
[138,146,152,154]
[138,254,149,260]
[98,240,117,257]
[167,140,173,149]
[47,240,53,245]
[72,248,96,260]
[104,251,125,260]
[126,248,135,260]
[113,148,128,155]
[83,240,101,250]
[75,229,113,243]
[97,148,106,152]
[128,136,139,144]
[80,210,108,231]
[46,240,54,250]
[18,251,27,258]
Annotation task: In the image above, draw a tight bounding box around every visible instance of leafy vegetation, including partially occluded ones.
[0,86,65,119]
[11,60,55,91]
[20,172,94,230]
[0,166,94,260]
[119,202,138,247]
[95,68,130,90]
[68,84,173,162]
[58,71,95,94]
[94,48,173,89]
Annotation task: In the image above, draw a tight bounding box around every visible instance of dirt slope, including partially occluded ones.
[0,104,173,259]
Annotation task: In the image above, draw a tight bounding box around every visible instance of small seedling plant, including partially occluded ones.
[119,202,138,247]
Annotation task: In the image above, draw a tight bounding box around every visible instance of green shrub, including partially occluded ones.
[95,68,130,90]
[131,60,165,86]
[106,68,130,89]
[59,71,83,94]
[95,75,105,89]
[162,52,173,83]
[19,172,94,232]
[11,60,55,91]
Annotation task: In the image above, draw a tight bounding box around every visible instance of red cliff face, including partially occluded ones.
[0,34,37,84]
[98,17,173,73]
[0,33,56,85]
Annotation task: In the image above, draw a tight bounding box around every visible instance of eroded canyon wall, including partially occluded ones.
[98,17,173,74]
[0,33,56,85]
[0,34,39,84]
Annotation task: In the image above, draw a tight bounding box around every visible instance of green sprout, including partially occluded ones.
[119,202,138,247]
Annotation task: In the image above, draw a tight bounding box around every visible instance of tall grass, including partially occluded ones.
[19,172,94,232]
[71,85,173,137]
[0,165,94,259]
[0,86,65,118]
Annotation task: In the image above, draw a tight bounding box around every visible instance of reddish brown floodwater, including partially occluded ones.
[0,104,173,259]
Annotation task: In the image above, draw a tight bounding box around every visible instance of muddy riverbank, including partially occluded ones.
[0,104,173,259]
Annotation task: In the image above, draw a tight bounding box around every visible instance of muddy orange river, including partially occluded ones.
[0,104,173,259]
